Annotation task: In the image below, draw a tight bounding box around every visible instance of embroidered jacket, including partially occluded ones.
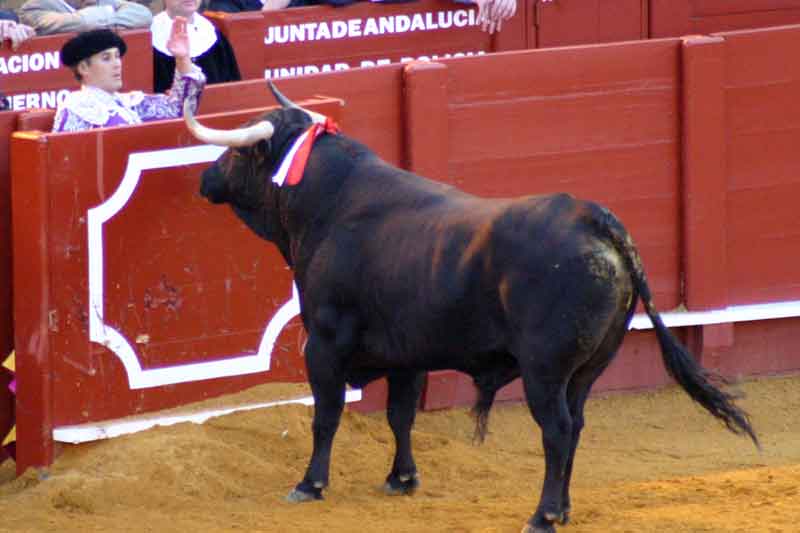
[52,64,205,132]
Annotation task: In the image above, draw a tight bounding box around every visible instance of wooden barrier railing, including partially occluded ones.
[206,0,800,80]
[0,1,797,108]
[650,0,800,37]
[0,28,153,359]
[0,112,15,363]
[10,98,343,473]
[710,24,800,305]
[205,0,531,81]
[5,6,800,476]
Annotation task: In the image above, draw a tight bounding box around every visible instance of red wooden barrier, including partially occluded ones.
[650,0,800,37]
[7,22,800,475]
[536,0,648,47]
[205,0,800,83]
[1,2,798,361]
[436,39,683,308]
[712,24,800,304]
[206,0,532,80]
[681,35,728,311]
[199,65,407,164]
[10,98,342,473]
[419,25,800,409]
[0,29,154,365]
[408,38,683,408]
[0,112,15,362]
[0,29,153,111]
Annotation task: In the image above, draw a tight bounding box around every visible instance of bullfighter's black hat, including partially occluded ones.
[60,29,127,68]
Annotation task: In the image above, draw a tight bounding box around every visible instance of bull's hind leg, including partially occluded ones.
[519,373,572,533]
[384,370,425,495]
[556,373,598,526]
[516,281,628,530]
[287,331,347,502]
[560,316,631,524]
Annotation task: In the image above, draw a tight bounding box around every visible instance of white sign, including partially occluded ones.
[0,51,60,75]
[264,51,486,79]
[265,9,480,45]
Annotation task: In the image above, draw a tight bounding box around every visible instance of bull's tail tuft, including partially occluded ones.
[471,381,497,445]
[595,205,759,448]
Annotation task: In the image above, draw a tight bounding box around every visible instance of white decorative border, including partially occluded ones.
[53,389,363,444]
[629,299,800,330]
[87,145,301,390]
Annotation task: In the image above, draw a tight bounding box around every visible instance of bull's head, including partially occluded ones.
[184,82,327,207]
[184,83,331,262]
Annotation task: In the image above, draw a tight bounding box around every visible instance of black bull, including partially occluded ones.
[187,87,757,533]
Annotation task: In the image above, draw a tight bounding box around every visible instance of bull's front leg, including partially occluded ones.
[384,370,425,495]
[287,330,346,502]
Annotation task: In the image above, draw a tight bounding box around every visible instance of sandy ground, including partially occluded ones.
[1,374,799,533]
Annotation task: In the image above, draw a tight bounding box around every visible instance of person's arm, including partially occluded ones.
[20,0,151,35]
[52,105,94,132]
[104,0,151,29]
[135,16,205,121]
[20,0,107,35]
[469,0,517,34]
[0,20,36,49]
[261,0,289,11]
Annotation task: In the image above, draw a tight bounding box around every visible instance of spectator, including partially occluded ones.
[19,0,152,36]
[0,18,36,49]
[151,0,239,93]
[0,8,19,21]
[52,24,205,131]
[458,0,516,34]
[207,0,353,14]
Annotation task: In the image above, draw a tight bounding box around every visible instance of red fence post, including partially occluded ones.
[402,61,449,181]
[0,112,16,361]
[402,60,460,411]
[681,35,728,311]
[681,35,734,367]
[11,132,55,475]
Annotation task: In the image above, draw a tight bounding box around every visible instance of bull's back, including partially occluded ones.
[342,191,623,366]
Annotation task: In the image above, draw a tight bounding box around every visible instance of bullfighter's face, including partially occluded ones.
[78,46,123,93]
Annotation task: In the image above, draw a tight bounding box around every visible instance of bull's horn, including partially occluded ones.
[183,100,274,147]
[268,80,295,108]
[267,81,327,125]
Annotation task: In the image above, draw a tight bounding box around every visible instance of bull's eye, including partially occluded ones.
[221,149,241,176]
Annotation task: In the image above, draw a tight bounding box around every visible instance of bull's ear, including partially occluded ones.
[268,80,293,109]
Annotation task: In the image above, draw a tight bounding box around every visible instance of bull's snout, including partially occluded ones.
[200,166,228,204]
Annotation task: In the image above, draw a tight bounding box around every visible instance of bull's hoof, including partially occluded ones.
[520,524,555,533]
[523,508,564,533]
[383,472,420,496]
[285,487,323,503]
[544,511,568,525]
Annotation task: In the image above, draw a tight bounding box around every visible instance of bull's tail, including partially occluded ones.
[471,384,495,445]
[596,205,759,447]
[470,371,516,444]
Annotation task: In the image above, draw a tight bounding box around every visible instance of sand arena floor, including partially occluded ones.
[0,374,799,532]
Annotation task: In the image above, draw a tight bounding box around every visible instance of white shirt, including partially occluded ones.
[150,11,217,58]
